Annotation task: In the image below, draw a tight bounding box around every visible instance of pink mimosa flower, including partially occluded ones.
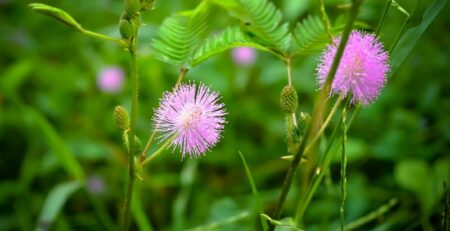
[317,31,390,105]
[153,83,226,158]
[97,66,124,93]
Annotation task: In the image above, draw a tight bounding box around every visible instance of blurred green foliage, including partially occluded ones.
[0,0,449,230]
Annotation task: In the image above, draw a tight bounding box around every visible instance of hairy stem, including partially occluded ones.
[340,107,348,231]
[122,29,139,231]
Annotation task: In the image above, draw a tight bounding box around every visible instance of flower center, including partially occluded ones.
[178,104,203,129]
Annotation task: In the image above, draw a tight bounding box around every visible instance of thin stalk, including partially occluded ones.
[389,16,409,53]
[140,130,156,162]
[389,0,410,53]
[294,117,342,223]
[340,107,348,231]
[122,32,139,231]
[268,2,363,230]
[344,198,398,231]
[82,29,127,47]
[294,98,351,223]
[306,96,343,153]
[175,67,189,86]
[140,136,174,167]
[286,58,297,127]
[317,0,333,42]
[375,0,392,36]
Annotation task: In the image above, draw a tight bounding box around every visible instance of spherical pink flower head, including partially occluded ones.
[232,47,256,66]
[317,30,390,105]
[153,83,226,158]
[97,66,124,93]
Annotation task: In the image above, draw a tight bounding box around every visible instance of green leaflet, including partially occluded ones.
[291,15,336,55]
[151,3,208,68]
[191,26,266,66]
[236,0,290,53]
[28,3,83,31]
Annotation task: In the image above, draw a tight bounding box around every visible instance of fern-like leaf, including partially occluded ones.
[291,15,337,55]
[151,5,208,67]
[236,0,290,53]
[191,26,266,66]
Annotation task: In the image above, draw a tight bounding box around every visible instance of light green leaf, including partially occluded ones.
[291,15,343,55]
[191,26,266,66]
[29,3,83,31]
[35,181,82,231]
[151,3,208,67]
[234,0,290,53]
[390,0,447,75]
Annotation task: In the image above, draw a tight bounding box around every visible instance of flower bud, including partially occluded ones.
[114,106,130,131]
[140,0,155,11]
[124,0,140,17]
[119,18,133,39]
[280,85,298,113]
[297,112,310,137]
[134,136,143,156]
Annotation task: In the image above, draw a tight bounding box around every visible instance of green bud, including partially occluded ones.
[297,112,311,137]
[134,136,143,156]
[139,0,155,11]
[280,85,298,113]
[124,0,140,17]
[114,106,130,131]
[122,131,142,155]
[119,19,133,39]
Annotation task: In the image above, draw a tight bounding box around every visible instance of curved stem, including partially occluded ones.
[82,29,127,47]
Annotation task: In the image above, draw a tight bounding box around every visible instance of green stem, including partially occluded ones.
[122,32,139,231]
[375,0,392,36]
[140,130,156,162]
[268,2,363,230]
[305,96,343,154]
[389,0,410,53]
[175,67,189,86]
[317,0,333,42]
[340,107,348,231]
[140,136,174,167]
[82,29,127,47]
[344,198,398,230]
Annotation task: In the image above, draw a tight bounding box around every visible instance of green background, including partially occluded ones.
[0,0,449,230]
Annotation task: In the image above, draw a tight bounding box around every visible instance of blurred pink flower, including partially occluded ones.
[232,47,256,66]
[97,66,124,93]
[317,31,390,105]
[153,83,226,158]
[87,175,106,195]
